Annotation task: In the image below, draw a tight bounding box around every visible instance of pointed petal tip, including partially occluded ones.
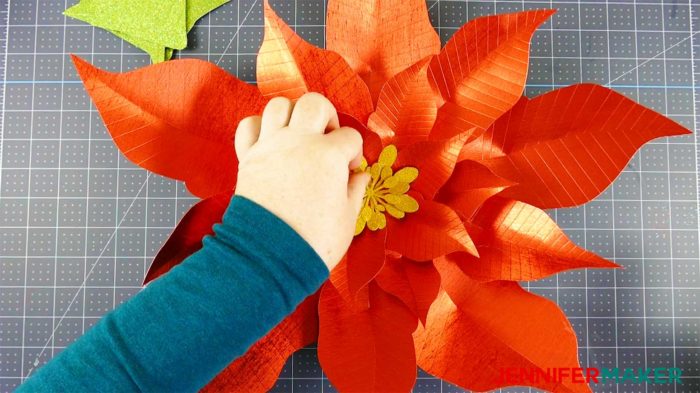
[262,0,277,26]
[585,254,621,271]
[413,55,434,70]
[572,82,694,137]
[63,4,80,18]
[263,0,275,16]
[70,54,99,84]
[462,241,479,258]
[533,9,557,25]
[670,120,694,136]
[70,53,87,68]
[603,259,623,269]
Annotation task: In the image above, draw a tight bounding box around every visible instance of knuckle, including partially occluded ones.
[301,91,325,102]
[236,115,257,131]
[346,127,363,145]
[299,92,331,109]
[337,127,363,148]
[265,96,292,113]
[268,96,291,107]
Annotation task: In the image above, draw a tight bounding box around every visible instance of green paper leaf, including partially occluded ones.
[65,0,188,48]
[65,0,228,63]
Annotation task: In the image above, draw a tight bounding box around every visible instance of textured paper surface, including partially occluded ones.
[468,84,691,208]
[72,55,266,199]
[428,10,555,132]
[257,0,373,122]
[318,282,418,393]
[368,57,436,148]
[445,197,619,282]
[65,0,228,62]
[415,287,589,393]
[72,0,691,391]
[327,0,440,101]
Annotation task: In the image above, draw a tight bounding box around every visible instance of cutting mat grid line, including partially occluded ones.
[0,1,699,392]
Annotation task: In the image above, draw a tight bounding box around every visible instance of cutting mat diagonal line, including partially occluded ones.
[606,31,700,87]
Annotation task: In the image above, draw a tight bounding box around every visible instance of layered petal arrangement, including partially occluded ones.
[72,1,690,392]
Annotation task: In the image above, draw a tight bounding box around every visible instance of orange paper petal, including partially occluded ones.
[367,57,437,148]
[258,0,373,122]
[386,197,477,261]
[202,292,320,393]
[72,56,266,199]
[437,160,514,220]
[395,133,470,199]
[374,256,441,325]
[428,10,554,131]
[144,191,233,284]
[458,96,528,161]
[326,0,440,101]
[479,84,691,208]
[415,258,591,393]
[429,101,487,142]
[318,282,418,393]
[450,197,618,282]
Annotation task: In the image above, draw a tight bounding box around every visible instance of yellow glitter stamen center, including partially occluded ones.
[355,145,419,235]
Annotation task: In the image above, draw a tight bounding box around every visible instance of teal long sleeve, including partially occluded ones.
[17,196,329,392]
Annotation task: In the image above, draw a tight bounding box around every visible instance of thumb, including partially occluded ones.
[348,172,371,216]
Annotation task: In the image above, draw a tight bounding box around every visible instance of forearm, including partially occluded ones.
[18,196,329,392]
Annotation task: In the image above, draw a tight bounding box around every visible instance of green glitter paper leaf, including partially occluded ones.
[65,0,228,63]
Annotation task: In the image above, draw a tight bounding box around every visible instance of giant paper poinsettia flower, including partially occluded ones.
[72,1,689,392]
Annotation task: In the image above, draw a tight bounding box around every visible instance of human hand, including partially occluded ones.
[234,93,370,270]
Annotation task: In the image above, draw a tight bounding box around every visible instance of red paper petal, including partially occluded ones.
[395,133,470,199]
[329,256,370,309]
[367,57,437,148]
[451,197,618,281]
[437,160,514,220]
[318,282,418,393]
[478,84,691,208]
[144,191,233,284]
[415,258,591,393]
[326,0,440,101]
[202,292,320,393]
[428,10,554,131]
[71,55,266,199]
[258,0,373,122]
[374,256,441,325]
[386,197,477,261]
[345,229,387,298]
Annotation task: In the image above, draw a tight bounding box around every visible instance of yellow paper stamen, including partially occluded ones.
[355,145,419,235]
